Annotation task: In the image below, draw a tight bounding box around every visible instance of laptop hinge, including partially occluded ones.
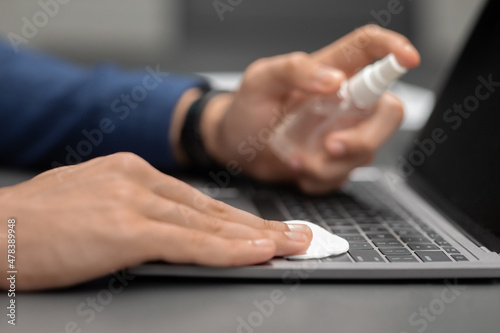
[480,246,493,253]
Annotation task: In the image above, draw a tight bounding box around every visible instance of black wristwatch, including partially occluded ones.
[180,89,228,171]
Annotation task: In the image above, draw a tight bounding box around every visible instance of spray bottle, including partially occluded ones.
[271,53,408,164]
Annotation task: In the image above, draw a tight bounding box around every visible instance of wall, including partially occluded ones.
[0,0,488,89]
[0,0,180,66]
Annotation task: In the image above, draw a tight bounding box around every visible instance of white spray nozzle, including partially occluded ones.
[347,53,407,108]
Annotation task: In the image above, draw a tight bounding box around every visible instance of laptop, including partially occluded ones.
[130,0,500,279]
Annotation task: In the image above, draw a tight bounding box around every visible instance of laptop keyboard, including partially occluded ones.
[277,182,467,263]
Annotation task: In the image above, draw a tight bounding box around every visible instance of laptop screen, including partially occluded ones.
[405,0,500,252]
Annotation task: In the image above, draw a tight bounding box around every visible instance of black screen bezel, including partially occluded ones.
[404,0,500,252]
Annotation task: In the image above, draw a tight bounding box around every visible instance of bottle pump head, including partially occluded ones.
[347,53,407,108]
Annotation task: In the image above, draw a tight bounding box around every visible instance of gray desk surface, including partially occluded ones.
[2,131,500,333]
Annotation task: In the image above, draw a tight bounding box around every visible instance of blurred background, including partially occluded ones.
[0,0,486,92]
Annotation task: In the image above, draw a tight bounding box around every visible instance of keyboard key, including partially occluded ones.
[435,240,451,246]
[317,208,345,219]
[349,250,385,263]
[330,228,360,235]
[287,204,307,213]
[360,226,388,233]
[366,233,396,240]
[373,240,405,248]
[293,213,313,220]
[353,217,379,224]
[386,255,419,263]
[253,198,286,221]
[286,203,314,220]
[353,218,379,224]
[313,202,338,211]
[421,226,435,233]
[413,219,428,227]
[324,220,353,227]
[380,248,411,255]
[349,243,373,250]
[384,219,410,226]
[379,212,402,220]
[400,236,432,244]
[394,229,424,237]
[443,247,460,254]
[383,214,402,220]
[321,254,352,262]
[296,213,315,220]
[344,235,367,242]
[408,243,439,251]
[425,230,440,239]
[348,211,374,218]
[451,254,469,261]
[290,209,314,218]
[415,251,451,262]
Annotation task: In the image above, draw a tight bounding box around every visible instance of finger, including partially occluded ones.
[107,154,296,234]
[90,153,285,232]
[312,25,420,77]
[141,222,277,266]
[149,176,300,233]
[144,199,311,256]
[294,154,367,194]
[324,92,404,157]
[92,154,300,238]
[244,51,346,98]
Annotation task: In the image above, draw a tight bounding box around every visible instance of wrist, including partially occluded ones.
[170,88,204,166]
[200,92,234,166]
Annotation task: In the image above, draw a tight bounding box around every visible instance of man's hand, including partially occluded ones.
[0,153,311,290]
[202,25,421,194]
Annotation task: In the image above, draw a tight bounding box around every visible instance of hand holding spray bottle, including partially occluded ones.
[271,53,408,164]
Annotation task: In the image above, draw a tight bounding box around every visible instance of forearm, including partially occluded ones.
[0,41,209,171]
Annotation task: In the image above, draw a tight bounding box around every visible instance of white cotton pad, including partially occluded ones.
[284,220,350,260]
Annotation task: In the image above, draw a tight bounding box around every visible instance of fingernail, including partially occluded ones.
[316,68,344,86]
[251,239,274,248]
[403,43,418,55]
[327,140,346,156]
[285,231,307,242]
[287,224,310,233]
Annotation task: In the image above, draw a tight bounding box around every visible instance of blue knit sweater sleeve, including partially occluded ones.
[0,41,209,170]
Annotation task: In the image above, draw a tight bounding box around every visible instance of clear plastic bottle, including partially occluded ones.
[271,53,408,164]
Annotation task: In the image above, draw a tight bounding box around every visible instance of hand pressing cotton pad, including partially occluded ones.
[284,220,350,260]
